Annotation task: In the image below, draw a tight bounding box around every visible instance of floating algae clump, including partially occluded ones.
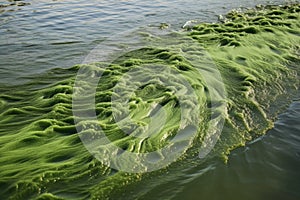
[190,3,300,158]
[0,3,300,200]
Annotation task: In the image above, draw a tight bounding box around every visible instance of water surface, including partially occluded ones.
[0,1,299,199]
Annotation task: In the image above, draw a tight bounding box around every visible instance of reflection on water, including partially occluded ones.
[0,0,286,85]
[0,0,30,11]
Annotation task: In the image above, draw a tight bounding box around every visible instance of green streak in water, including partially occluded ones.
[0,3,299,200]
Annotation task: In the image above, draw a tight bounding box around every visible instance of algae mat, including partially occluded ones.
[0,3,299,200]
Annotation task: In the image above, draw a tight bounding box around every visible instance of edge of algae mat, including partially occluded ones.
[0,3,299,200]
[90,4,300,198]
[189,3,300,156]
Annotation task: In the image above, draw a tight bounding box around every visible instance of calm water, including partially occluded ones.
[1,0,299,199]
[173,99,300,200]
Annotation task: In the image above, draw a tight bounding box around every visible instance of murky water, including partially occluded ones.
[0,0,299,199]
[0,0,287,84]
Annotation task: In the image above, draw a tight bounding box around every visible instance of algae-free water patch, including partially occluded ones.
[0,3,299,200]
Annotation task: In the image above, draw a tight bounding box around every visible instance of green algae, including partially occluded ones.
[0,3,300,200]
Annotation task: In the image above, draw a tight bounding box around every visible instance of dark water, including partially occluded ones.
[1,0,299,199]
[173,99,300,200]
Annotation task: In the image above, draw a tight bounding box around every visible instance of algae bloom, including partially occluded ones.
[0,3,299,200]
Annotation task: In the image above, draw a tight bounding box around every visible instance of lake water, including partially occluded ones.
[0,0,299,199]
[0,0,287,84]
